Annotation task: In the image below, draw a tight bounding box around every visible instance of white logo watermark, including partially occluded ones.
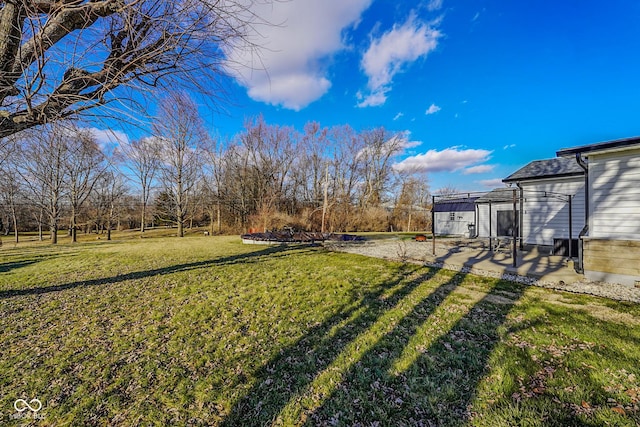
[10,398,45,420]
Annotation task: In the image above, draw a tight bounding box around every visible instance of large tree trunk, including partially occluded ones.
[177,219,184,237]
[12,211,18,244]
[217,202,222,233]
[140,203,146,233]
[50,223,58,244]
[107,206,113,241]
[71,204,78,243]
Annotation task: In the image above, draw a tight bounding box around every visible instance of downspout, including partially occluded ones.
[575,153,588,274]
[474,203,478,238]
[488,201,493,252]
[516,183,524,250]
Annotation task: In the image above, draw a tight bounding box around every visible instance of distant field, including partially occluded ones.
[1,235,639,426]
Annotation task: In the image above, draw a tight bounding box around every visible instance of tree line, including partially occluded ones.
[0,93,432,243]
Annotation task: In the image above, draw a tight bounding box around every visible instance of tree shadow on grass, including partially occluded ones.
[302,276,527,426]
[0,259,39,274]
[0,244,304,299]
[221,267,458,426]
[0,251,70,274]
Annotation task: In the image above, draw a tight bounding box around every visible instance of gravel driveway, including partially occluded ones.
[325,238,640,304]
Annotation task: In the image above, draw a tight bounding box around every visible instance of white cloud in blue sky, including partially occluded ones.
[88,127,129,155]
[479,179,506,188]
[427,0,444,12]
[463,164,494,175]
[107,1,640,193]
[393,147,492,174]
[357,15,442,107]
[224,0,372,110]
[425,103,441,115]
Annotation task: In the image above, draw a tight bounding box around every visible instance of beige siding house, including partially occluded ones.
[557,137,640,286]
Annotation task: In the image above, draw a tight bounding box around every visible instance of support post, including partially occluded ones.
[432,195,436,255]
[512,189,517,267]
[518,184,524,250]
[568,194,572,259]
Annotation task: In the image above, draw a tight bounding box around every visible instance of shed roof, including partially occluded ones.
[556,136,640,157]
[433,197,478,212]
[502,157,584,183]
[475,188,517,204]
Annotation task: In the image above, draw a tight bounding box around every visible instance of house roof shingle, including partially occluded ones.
[502,157,584,183]
[433,197,478,212]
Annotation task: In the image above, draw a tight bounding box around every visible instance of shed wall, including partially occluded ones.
[434,211,475,236]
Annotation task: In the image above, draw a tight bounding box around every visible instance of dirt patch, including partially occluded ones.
[543,293,640,325]
[454,286,517,305]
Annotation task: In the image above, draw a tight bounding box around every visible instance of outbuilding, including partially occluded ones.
[432,196,478,237]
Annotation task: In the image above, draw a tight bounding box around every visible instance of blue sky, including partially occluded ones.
[102,0,640,192]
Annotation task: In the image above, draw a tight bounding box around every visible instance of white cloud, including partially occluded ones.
[427,0,444,11]
[425,103,441,115]
[503,143,516,150]
[87,128,129,154]
[356,88,389,108]
[396,132,423,149]
[463,164,494,175]
[393,112,404,121]
[393,146,492,173]
[358,15,441,107]
[246,73,331,111]
[479,179,506,188]
[224,0,372,110]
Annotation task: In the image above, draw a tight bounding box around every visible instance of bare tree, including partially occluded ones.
[0,0,267,138]
[93,169,128,240]
[17,123,69,243]
[220,142,253,229]
[0,164,23,243]
[116,137,160,232]
[393,173,430,232]
[356,127,404,209]
[155,92,207,237]
[239,116,297,231]
[202,139,227,234]
[436,185,461,197]
[65,126,107,242]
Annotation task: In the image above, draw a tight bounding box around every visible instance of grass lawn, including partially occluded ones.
[0,235,639,426]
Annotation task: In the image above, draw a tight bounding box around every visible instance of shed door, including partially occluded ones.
[497,210,519,237]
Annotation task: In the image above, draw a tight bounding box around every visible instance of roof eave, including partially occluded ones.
[557,136,640,157]
[502,171,584,184]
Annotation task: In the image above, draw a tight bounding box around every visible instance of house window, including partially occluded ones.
[449,212,455,221]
